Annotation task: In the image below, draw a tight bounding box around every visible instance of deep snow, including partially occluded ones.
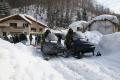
[0,39,65,80]
[0,32,120,80]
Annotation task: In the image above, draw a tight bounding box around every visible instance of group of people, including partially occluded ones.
[41,28,84,47]
[3,33,27,44]
[2,32,41,46]
[29,34,41,46]
[2,28,85,49]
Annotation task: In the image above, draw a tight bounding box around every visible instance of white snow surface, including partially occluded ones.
[0,31,120,80]
[89,14,119,24]
[85,31,103,45]
[95,32,120,55]
[0,39,65,80]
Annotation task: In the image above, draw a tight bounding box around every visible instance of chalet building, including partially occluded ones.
[0,14,47,36]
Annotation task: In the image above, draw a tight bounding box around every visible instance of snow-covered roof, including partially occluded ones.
[19,14,32,24]
[0,14,32,24]
[0,14,47,27]
[24,14,47,27]
[69,21,88,32]
[89,14,119,25]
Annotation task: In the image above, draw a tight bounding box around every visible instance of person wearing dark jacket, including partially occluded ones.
[29,34,33,45]
[19,33,27,44]
[41,30,51,47]
[35,34,41,46]
[64,28,74,50]
[3,35,9,41]
[15,34,19,43]
[19,33,27,41]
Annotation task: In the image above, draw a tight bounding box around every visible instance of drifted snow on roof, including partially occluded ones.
[19,14,32,24]
[0,14,47,27]
[69,21,88,32]
[23,14,47,27]
[89,14,119,25]
[0,14,32,24]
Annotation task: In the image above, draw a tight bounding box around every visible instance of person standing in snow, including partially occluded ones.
[64,28,74,50]
[41,30,51,47]
[35,34,41,46]
[57,34,62,45]
[3,34,9,41]
[15,34,20,43]
[19,33,27,44]
[41,29,52,58]
[29,34,33,45]
[41,29,58,47]
[37,35,41,45]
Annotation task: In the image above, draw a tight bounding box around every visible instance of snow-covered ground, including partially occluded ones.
[0,32,120,80]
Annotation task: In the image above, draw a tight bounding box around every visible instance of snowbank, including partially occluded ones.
[85,31,103,45]
[95,32,120,55]
[0,39,65,80]
[0,31,120,80]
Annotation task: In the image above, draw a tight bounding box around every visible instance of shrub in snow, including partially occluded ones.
[95,32,120,55]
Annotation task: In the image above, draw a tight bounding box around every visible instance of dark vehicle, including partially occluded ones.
[41,41,66,60]
[71,38,95,59]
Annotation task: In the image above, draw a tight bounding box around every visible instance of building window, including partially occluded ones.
[39,28,43,32]
[31,28,36,32]
[23,23,28,28]
[10,23,17,28]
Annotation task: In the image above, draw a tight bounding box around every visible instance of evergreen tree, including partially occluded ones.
[76,11,82,21]
[0,0,10,18]
[82,9,87,21]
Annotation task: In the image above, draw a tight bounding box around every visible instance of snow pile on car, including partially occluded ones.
[69,21,88,32]
[0,39,65,80]
[95,32,120,55]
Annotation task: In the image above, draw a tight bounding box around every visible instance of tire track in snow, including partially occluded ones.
[89,57,120,80]
[50,57,115,80]
[50,58,86,80]
[34,48,118,80]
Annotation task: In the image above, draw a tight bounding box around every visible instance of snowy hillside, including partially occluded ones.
[0,31,120,80]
